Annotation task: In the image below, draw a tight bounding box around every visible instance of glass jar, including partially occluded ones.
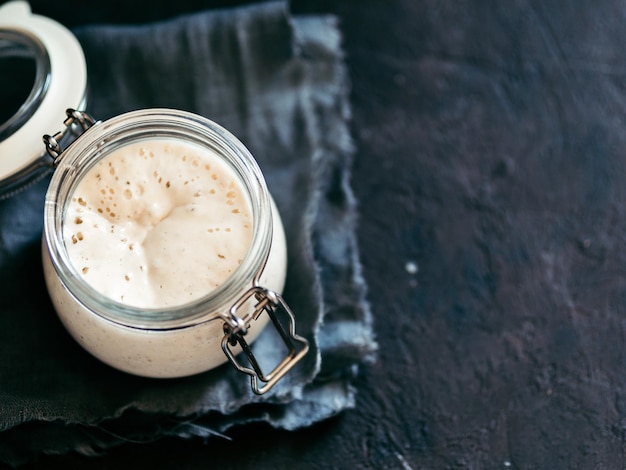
[41,109,308,394]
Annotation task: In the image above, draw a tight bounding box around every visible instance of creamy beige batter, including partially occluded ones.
[63,139,252,308]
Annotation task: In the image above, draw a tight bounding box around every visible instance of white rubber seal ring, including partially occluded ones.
[0,1,86,183]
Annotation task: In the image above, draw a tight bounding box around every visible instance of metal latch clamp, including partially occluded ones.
[222,286,309,395]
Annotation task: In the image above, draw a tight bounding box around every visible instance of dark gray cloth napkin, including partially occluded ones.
[0,1,375,464]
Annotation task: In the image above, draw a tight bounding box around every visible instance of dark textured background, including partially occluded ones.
[6,0,626,467]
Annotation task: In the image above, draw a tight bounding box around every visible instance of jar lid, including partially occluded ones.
[0,1,86,195]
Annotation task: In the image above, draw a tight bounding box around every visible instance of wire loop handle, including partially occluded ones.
[222,287,309,395]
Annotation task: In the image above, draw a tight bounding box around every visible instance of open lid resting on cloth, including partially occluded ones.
[0,1,376,464]
[0,1,86,197]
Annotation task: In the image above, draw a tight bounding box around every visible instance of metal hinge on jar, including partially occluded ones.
[222,286,309,395]
[42,108,97,165]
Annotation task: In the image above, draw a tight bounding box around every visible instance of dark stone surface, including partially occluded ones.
[8,0,626,467]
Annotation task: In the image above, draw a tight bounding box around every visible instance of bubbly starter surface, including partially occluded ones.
[64,139,253,308]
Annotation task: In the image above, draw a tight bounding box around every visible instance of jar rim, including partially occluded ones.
[44,108,274,329]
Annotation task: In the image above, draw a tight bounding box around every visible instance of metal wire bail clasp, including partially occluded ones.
[222,286,309,395]
[43,108,97,165]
